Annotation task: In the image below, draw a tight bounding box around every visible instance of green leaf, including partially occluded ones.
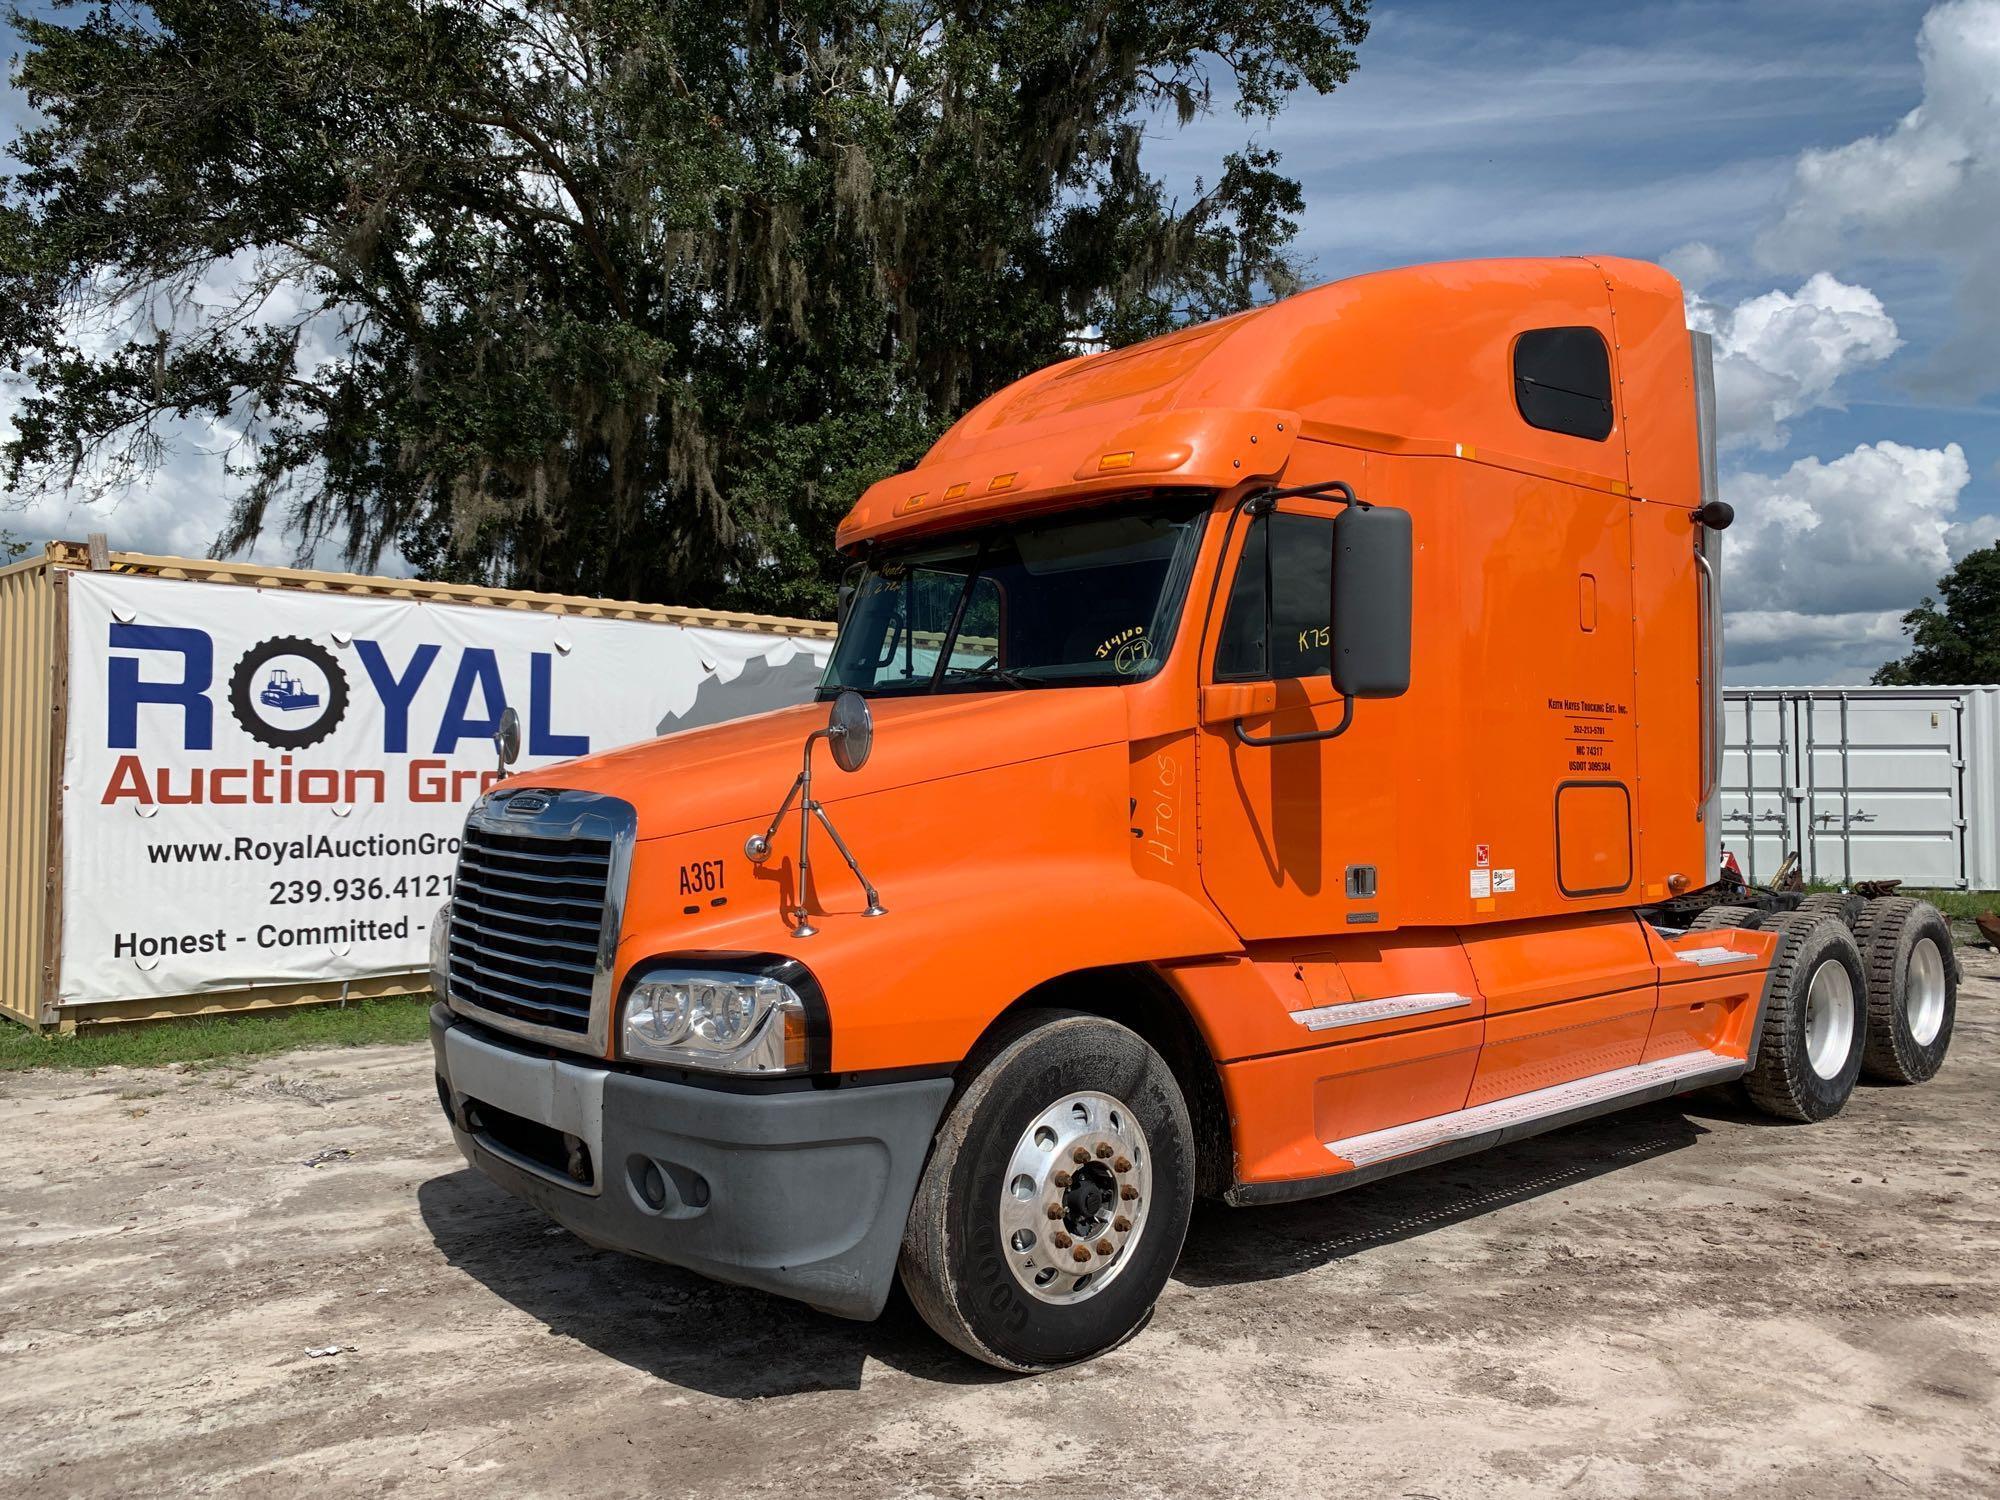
[2,0,1370,608]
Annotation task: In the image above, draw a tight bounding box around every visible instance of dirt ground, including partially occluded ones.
[4,955,1999,1499]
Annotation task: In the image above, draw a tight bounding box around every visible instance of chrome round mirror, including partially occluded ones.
[827,689,873,773]
[494,704,522,770]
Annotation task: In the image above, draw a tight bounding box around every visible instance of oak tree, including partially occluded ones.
[2,0,1368,612]
[1874,541,2000,686]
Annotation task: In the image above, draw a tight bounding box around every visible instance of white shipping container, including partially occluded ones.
[1720,686,2000,891]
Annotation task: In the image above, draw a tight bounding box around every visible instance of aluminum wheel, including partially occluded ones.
[1803,957,1856,1080]
[997,1090,1152,1304]
[1906,936,1947,1047]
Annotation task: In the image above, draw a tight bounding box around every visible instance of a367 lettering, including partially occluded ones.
[678,859,725,895]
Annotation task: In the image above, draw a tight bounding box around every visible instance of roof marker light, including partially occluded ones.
[943,481,969,499]
[1098,451,1135,471]
[988,472,1017,491]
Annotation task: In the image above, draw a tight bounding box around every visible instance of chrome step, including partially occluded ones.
[1326,1049,1742,1169]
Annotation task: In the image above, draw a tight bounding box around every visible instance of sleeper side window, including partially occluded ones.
[1513,326,1614,441]
[1214,512,1334,681]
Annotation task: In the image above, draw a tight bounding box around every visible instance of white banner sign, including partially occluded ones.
[59,572,828,1006]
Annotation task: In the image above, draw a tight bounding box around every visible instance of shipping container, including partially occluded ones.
[1721,685,2000,890]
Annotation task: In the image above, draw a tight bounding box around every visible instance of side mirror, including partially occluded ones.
[493,705,522,771]
[1330,505,1412,698]
[826,688,873,773]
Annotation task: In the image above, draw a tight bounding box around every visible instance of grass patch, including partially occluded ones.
[1903,889,1999,921]
[0,996,433,1072]
[1803,881,1996,920]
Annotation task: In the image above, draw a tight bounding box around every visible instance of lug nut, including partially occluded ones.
[1072,1147,1090,1164]
[1045,1202,1064,1220]
[1095,1238,1114,1255]
[1052,1231,1072,1248]
[1053,1169,1072,1187]
[1113,1216,1132,1233]
[1120,1184,1139,1201]
[1113,1156,1131,1173]
[1095,1142,1115,1159]
[1072,1245,1092,1263]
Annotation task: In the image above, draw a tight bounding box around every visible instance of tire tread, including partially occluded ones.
[1856,897,1955,1084]
[1689,903,1761,932]
[897,1011,1192,1372]
[1743,912,1864,1122]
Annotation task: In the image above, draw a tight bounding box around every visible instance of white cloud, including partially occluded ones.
[1757,0,2000,395]
[1718,439,2000,681]
[0,249,369,568]
[1724,439,1970,614]
[1722,609,1913,685]
[1687,274,1900,449]
[1663,240,1726,290]
[0,364,303,563]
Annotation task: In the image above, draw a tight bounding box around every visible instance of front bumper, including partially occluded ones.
[430,1006,951,1320]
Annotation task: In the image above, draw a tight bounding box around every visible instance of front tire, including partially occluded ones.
[899,1012,1194,1372]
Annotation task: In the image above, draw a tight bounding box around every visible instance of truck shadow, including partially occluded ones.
[416,1169,999,1398]
[418,1090,1727,1397]
[1173,1091,1720,1288]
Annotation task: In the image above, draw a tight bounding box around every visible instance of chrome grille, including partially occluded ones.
[444,788,635,1050]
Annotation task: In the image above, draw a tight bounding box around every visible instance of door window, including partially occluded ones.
[1214,512,1334,681]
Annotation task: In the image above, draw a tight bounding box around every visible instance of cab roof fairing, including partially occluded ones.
[835,256,1700,553]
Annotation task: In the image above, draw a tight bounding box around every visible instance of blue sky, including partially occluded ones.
[5,0,1998,683]
[1145,0,2000,683]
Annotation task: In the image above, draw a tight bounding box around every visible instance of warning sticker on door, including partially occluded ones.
[1469,869,1492,899]
[1475,843,1491,868]
[1493,869,1517,893]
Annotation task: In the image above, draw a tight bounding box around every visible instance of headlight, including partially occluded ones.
[429,902,452,997]
[621,968,813,1074]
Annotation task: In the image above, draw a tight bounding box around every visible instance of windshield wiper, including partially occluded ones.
[941,663,1051,690]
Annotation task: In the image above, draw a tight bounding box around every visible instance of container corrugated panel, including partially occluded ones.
[0,554,61,1025]
[1722,685,2000,890]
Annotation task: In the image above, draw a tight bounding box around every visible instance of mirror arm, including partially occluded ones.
[1230,475,1370,746]
[1233,693,1355,747]
[746,712,886,933]
[1251,478,1367,511]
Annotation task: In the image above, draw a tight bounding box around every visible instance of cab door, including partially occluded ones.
[1193,474,1402,941]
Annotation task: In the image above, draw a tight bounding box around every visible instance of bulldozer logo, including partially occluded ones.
[228,636,351,750]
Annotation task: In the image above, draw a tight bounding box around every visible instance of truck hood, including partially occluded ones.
[504,688,1132,839]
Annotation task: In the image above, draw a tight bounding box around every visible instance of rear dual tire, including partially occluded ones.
[1744,913,1867,1122]
[1796,890,1868,927]
[1689,903,1763,932]
[1854,898,1956,1085]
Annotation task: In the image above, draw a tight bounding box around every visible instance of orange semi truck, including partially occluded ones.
[428,257,1960,1370]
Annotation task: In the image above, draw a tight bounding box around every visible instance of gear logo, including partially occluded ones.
[227,636,350,749]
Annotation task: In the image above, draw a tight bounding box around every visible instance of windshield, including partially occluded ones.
[820,493,1211,696]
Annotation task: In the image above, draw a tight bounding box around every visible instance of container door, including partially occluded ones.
[1719,691,1799,885]
[1799,692,1966,889]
